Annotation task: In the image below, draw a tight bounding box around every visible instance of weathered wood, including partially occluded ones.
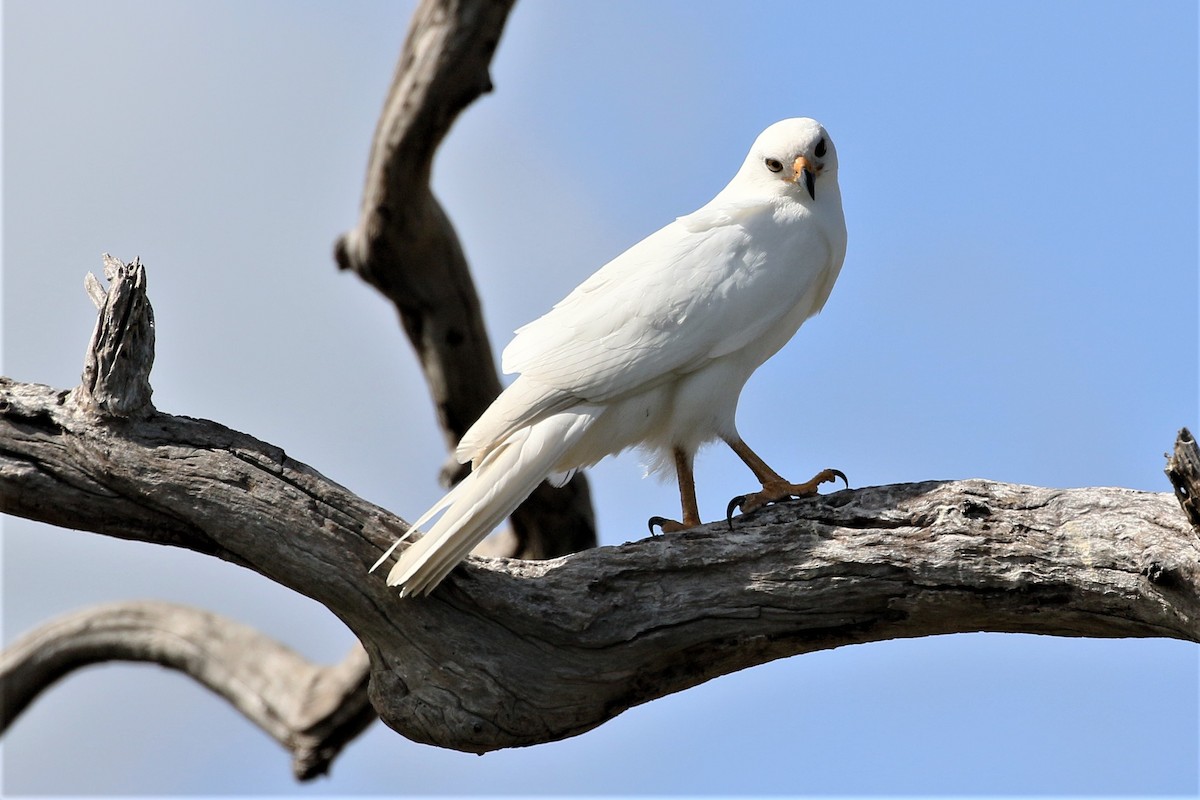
[334,0,511,448]
[332,0,595,560]
[78,254,155,418]
[3,376,1197,754]
[3,0,1197,778]
[0,601,374,780]
[1166,427,1200,530]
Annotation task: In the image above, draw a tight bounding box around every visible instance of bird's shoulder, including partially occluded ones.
[498,194,826,402]
[500,211,758,373]
[675,195,780,233]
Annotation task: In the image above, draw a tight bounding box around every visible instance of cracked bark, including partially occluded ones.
[1166,426,1200,530]
[3,331,1198,753]
[3,0,1199,781]
[3,261,377,780]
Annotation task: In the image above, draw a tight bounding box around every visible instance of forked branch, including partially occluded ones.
[2,361,1198,754]
[3,0,1198,779]
[333,0,595,561]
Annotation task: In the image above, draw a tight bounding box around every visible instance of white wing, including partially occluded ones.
[503,200,837,405]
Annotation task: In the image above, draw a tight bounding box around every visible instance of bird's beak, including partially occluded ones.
[792,155,816,200]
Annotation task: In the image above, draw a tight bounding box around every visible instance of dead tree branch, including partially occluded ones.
[0,601,374,780]
[3,344,1198,754]
[333,0,595,560]
[2,262,380,779]
[3,0,1198,780]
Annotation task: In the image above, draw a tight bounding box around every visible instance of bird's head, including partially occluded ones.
[739,117,838,202]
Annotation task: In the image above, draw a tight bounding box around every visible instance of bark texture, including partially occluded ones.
[333,0,595,561]
[79,254,155,418]
[0,602,373,780]
[3,365,1198,754]
[1166,427,1200,530]
[3,0,1198,781]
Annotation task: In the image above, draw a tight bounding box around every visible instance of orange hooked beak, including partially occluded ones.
[792,155,816,200]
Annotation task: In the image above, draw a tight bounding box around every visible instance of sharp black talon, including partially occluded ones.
[647,516,667,536]
[831,469,849,488]
[725,495,746,531]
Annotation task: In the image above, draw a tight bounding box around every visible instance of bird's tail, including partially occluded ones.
[371,410,596,598]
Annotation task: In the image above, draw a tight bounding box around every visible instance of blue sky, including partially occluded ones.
[2,0,1197,795]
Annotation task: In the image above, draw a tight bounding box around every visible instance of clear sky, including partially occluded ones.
[2,0,1197,795]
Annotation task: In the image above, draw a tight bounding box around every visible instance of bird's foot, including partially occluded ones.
[725,468,848,529]
[648,516,698,535]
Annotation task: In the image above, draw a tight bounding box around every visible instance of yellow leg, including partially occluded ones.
[648,448,702,534]
[723,435,846,525]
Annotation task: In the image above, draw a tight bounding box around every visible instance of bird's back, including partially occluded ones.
[460,190,845,468]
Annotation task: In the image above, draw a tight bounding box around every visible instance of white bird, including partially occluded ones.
[373,117,848,597]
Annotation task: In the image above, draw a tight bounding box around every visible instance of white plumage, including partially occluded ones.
[373,117,848,597]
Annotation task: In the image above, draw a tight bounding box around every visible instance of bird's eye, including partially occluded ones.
[815,138,827,158]
[764,158,783,173]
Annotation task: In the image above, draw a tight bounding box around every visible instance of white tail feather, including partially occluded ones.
[380,410,596,597]
[368,477,470,573]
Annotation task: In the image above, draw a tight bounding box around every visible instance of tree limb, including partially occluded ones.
[3,0,1198,775]
[0,601,374,781]
[332,0,595,561]
[3,372,1197,754]
[334,0,513,447]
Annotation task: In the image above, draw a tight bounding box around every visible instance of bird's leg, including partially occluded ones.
[648,448,702,534]
[722,435,847,528]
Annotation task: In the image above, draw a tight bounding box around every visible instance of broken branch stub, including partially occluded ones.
[78,254,155,418]
[1165,426,1200,531]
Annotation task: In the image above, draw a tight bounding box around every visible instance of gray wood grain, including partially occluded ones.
[4,373,1197,755]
